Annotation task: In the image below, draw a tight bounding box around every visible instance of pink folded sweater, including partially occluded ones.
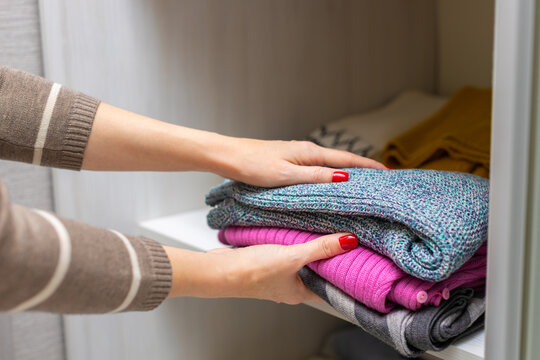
[218,227,486,313]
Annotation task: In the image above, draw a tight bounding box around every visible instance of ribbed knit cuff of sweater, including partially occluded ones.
[0,65,99,169]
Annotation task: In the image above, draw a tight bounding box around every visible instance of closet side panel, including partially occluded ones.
[487,0,536,358]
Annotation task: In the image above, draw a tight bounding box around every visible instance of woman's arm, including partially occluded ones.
[83,103,386,187]
[0,180,171,313]
[0,65,363,313]
[0,65,385,184]
[0,66,174,314]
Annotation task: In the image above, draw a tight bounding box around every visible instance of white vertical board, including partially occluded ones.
[486,0,536,359]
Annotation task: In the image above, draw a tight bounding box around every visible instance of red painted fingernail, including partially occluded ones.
[386,166,393,170]
[339,234,358,250]
[332,171,349,182]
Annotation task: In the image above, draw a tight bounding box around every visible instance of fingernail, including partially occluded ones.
[332,171,349,182]
[339,234,358,250]
[385,166,393,170]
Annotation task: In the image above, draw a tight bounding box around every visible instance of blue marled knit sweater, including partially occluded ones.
[206,168,489,281]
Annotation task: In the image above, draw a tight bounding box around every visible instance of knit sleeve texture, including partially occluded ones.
[0,65,99,170]
[0,175,172,314]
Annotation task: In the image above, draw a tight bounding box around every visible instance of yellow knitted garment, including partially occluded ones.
[382,87,491,178]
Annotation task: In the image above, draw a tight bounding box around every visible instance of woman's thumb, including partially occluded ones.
[298,233,358,264]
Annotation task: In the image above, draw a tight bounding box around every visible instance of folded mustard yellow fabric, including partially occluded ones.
[382,87,491,178]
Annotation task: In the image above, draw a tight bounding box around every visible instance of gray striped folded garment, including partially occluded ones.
[298,267,485,358]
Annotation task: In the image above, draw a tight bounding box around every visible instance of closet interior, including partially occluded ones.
[40,0,496,359]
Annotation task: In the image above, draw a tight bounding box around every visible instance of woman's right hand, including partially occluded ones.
[163,233,358,304]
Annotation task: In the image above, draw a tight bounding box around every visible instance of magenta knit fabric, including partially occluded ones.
[219,227,486,313]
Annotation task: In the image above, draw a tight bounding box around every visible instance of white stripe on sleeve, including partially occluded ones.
[108,230,142,313]
[9,210,72,312]
[32,82,62,165]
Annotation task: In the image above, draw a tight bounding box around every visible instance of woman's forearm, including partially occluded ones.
[82,103,229,172]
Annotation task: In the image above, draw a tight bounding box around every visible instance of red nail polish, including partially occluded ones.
[332,171,349,182]
[339,234,358,250]
[385,166,393,170]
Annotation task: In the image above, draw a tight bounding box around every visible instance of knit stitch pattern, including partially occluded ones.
[219,226,487,313]
[206,168,489,281]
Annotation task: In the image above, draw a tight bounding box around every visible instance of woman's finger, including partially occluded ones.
[292,142,387,170]
[317,147,387,170]
[289,233,358,265]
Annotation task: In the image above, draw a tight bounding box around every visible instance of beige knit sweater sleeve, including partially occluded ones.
[0,65,172,313]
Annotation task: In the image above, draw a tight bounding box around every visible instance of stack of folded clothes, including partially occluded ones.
[205,87,491,357]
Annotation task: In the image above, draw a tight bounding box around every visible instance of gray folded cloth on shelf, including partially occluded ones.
[298,267,485,358]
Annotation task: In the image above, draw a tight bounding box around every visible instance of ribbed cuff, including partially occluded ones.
[129,238,173,311]
[59,93,100,170]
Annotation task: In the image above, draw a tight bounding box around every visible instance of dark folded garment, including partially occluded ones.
[206,168,489,281]
[298,267,485,357]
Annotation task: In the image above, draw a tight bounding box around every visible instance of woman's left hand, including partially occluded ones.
[209,137,387,187]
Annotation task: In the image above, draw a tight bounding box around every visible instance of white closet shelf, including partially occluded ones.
[138,208,485,360]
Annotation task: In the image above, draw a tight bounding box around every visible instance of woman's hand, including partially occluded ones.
[84,103,387,187]
[209,137,387,187]
[163,233,358,304]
